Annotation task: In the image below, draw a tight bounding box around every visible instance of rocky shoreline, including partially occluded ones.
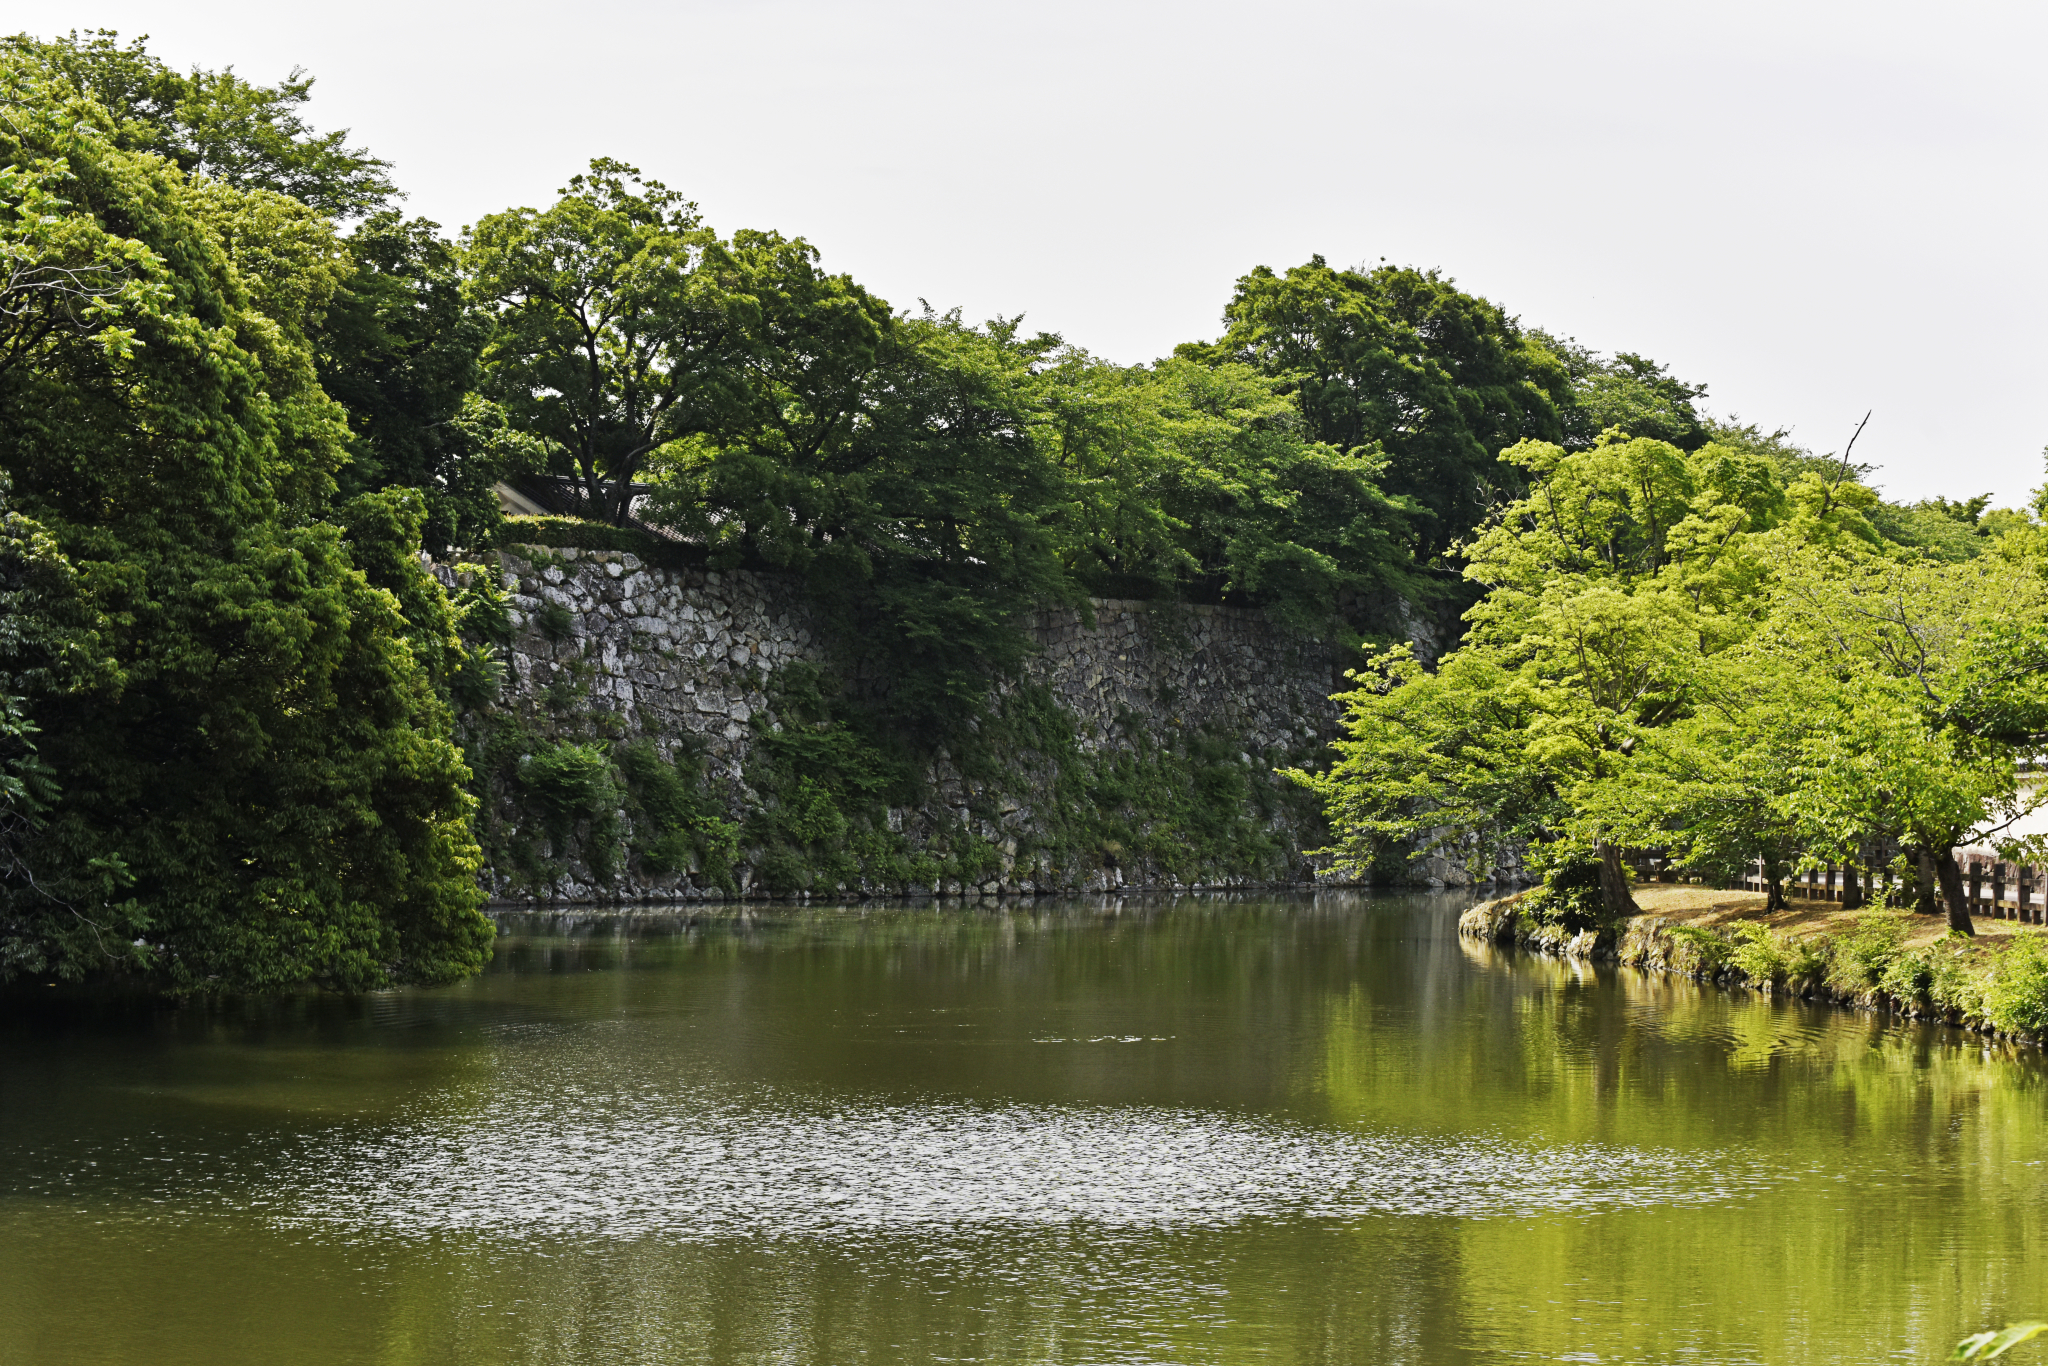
[1458,893,2046,1049]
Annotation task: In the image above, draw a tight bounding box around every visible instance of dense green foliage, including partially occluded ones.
[320,212,500,554]
[724,664,1318,897]
[1623,907,2048,1040]
[0,29,395,217]
[0,56,489,988]
[1190,257,1572,560]
[1298,415,2048,935]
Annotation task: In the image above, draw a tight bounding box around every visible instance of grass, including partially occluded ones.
[1625,884,2035,975]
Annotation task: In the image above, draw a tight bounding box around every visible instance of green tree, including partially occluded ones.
[1538,337,1709,451]
[1196,256,1570,559]
[0,29,394,217]
[0,61,489,989]
[652,309,1075,727]
[465,160,753,525]
[319,212,500,554]
[1298,430,1820,915]
[1039,352,1421,633]
[1764,546,2048,933]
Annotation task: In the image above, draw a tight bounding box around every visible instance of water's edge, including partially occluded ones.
[1458,895,2046,1050]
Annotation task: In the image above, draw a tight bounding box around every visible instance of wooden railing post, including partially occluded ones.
[1993,862,2009,919]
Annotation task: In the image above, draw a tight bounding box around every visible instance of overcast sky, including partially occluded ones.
[16,0,2046,506]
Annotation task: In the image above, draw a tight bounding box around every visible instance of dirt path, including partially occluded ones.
[1625,884,2032,969]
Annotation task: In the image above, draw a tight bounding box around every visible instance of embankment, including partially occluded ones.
[1460,886,2048,1048]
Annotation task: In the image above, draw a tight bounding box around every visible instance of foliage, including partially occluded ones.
[1297,429,1804,907]
[1298,380,2048,931]
[1514,843,1609,934]
[655,309,1077,730]
[1288,646,1555,883]
[1538,336,1709,451]
[1,29,394,217]
[1825,913,1908,992]
[727,661,1316,896]
[32,22,2048,992]
[740,663,938,894]
[1724,920,1827,986]
[1983,934,2048,1036]
[497,515,703,567]
[1667,923,1734,973]
[1195,255,1570,561]
[320,213,501,554]
[465,160,755,525]
[0,60,489,990]
[1038,352,1423,632]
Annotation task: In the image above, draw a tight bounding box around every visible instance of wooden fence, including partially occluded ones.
[1735,855,2046,924]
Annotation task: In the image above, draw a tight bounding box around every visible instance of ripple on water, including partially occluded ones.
[282,1088,1782,1244]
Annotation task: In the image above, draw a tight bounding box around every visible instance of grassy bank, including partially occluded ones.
[1460,885,2048,1047]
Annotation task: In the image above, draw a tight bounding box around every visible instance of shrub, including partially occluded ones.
[1519,846,1608,934]
[1983,934,2048,1036]
[615,739,738,887]
[1827,913,1907,993]
[518,741,616,820]
[535,599,575,643]
[1727,921,1789,984]
[756,844,810,894]
[450,563,513,645]
[1668,924,1733,973]
[1927,941,1986,1017]
[1877,949,1935,1003]
[510,740,623,880]
[450,643,508,710]
[1781,934,1830,985]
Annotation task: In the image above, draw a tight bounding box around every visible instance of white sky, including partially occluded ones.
[16,0,2048,506]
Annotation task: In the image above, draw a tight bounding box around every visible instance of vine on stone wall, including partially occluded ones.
[449,554,741,897]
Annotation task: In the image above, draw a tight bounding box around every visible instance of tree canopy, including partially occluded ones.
[0,51,488,989]
[1296,428,2048,935]
[1191,256,1571,561]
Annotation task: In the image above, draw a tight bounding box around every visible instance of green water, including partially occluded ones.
[2,892,2044,1364]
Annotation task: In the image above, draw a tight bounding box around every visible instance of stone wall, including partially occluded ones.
[1022,601,1340,759]
[465,545,1363,903]
[489,547,827,791]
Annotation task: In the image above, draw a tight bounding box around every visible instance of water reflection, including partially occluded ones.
[291,1088,1773,1242]
[1,892,2045,1366]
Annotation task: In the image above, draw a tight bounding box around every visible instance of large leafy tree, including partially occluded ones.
[1297,431,1809,916]
[319,212,498,554]
[652,306,1074,727]
[1195,256,1571,560]
[6,30,499,557]
[0,61,489,989]
[1300,404,2048,933]
[1539,338,1710,452]
[1765,547,2048,933]
[465,160,754,525]
[1038,351,1421,635]
[0,28,395,218]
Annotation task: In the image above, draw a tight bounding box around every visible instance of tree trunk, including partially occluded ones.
[1764,876,1787,912]
[1913,848,1940,916]
[1840,857,1863,910]
[1597,842,1640,920]
[1934,846,1975,936]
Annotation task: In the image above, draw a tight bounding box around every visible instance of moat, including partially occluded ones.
[2,892,2043,1364]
